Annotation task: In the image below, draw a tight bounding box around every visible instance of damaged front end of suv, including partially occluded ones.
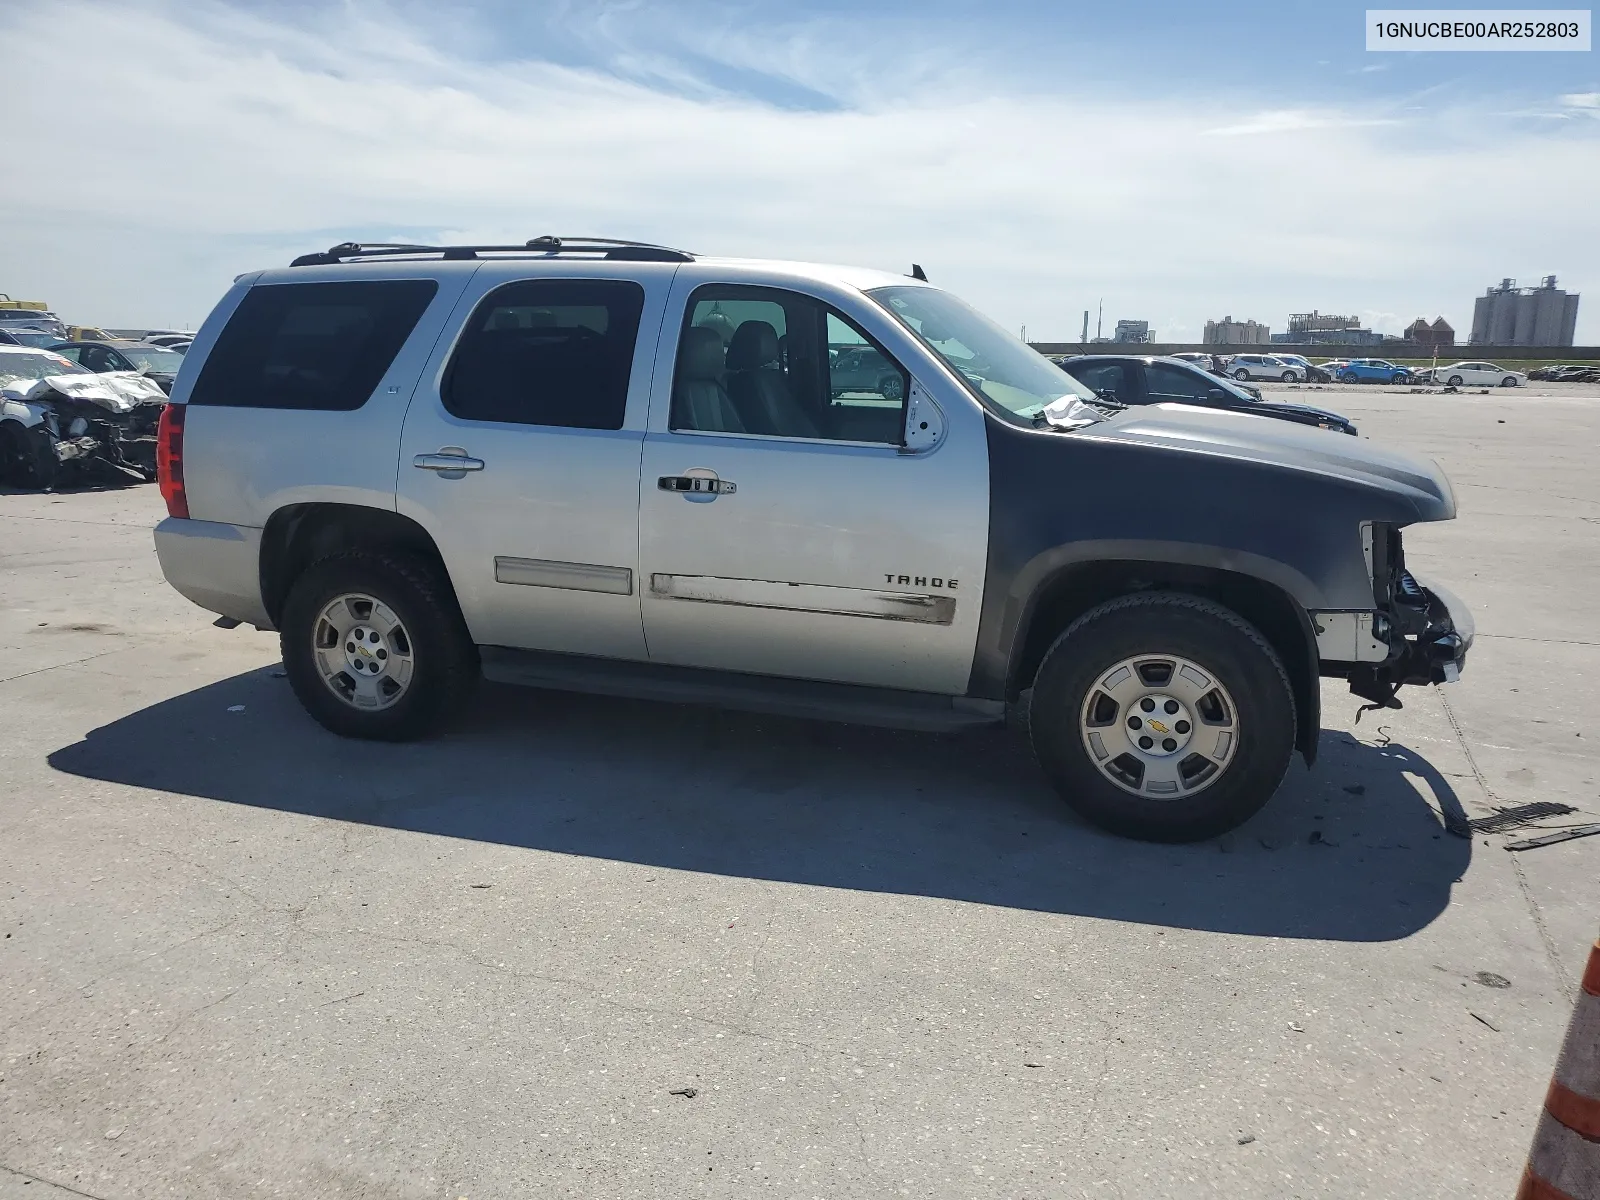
[1315,522,1473,716]
[0,370,167,490]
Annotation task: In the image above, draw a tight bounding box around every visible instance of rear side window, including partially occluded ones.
[189,279,438,410]
[442,279,646,429]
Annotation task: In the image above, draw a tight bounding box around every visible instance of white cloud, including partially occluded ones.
[1,1,1596,343]
[1203,109,1400,137]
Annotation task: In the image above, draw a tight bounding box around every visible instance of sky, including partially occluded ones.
[1,0,1597,342]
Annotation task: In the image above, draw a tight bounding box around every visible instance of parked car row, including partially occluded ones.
[0,322,194,395]
[1167,351,1419,386]
[1050,354,1358,434]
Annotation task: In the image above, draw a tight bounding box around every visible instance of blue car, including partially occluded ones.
[1337,358,1412,384]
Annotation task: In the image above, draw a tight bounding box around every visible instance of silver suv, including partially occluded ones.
[154,237,1471,842]
[1227,354,1304,383]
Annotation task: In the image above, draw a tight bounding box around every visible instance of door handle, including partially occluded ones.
[414,451,484,473]
[658,475,735,496]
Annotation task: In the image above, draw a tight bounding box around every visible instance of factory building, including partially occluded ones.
[1203,316,1270,345]
[1470,277,1579,347]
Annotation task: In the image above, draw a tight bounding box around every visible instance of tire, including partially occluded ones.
[0,421,59,490]
[1392,372,1410,384]
[1502,377,1518,387]
[1281,371,1297,383]
[1447,375,1463,387]
[1233,368,1250,381]
[1340,371,1359,384]
[279,550,478,741]
[878,373,905,401]
[1027,593,1296,843]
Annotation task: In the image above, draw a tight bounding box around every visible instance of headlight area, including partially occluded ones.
[1312,523,1474,713]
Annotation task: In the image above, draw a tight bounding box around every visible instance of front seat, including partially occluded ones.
[726,320,820,438]
[672,325,744,433]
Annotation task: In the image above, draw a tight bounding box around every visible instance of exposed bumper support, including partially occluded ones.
[1317,571,1473,706]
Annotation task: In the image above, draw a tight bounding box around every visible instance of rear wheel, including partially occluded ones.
[1028,593,1296,842]
[280,550,478,741]
[1340,371,1359,384]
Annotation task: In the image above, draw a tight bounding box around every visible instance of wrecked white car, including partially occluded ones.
[0,346,166,489]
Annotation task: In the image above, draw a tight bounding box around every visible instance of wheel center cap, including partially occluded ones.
[1128,693,1194,756]
[343,625,389,676]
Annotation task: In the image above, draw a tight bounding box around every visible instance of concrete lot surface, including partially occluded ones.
[3,384,1598,1199]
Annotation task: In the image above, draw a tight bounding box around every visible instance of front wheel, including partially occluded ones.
[1028,593,1296,842]
[1233,368,1251,381]
[1280,371,1297,383]
[1447,375,1463,387]
[0,421,59,491]
[280,550,479,741]
[1502,377,1518,387]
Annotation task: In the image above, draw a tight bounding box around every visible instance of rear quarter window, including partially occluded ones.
[188,279,438,410]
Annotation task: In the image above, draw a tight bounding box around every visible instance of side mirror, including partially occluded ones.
[1207,388,1229,402]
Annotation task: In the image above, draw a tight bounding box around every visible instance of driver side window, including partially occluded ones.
[1067,361,1129,399]
[1145,364,1216,404]
[670,285,908,444]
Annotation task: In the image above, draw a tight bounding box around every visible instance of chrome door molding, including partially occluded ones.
[650,573,957,625]
[495,557,634,595]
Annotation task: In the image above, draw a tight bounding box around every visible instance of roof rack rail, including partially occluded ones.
[289,237,695,267]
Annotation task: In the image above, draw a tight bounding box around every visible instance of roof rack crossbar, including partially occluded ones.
[289,237,694,267]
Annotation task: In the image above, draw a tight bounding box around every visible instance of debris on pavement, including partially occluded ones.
[1474,972,1512,989]
[226,705,246,713]
[1237,1134,1256,1145]
[1468,802,1578,834]
[668,1087,698,1099]
[1342,784,1367,796]
[1471,1012,1500,1032]
[1505,823,1600,851]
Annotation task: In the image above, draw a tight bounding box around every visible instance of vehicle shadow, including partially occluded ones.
[48,667,1471,941]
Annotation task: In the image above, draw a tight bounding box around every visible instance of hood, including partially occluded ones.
[1251,399,1356,428]
[1083,403,1455,521]
[3,371,168,414]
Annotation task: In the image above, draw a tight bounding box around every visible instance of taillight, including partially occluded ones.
[157,403,188,518]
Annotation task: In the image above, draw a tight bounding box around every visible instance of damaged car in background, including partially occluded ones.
[0,346,166,489]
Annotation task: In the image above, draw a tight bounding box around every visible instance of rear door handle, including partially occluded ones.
[659,475,735,496]
[414,451,484,473]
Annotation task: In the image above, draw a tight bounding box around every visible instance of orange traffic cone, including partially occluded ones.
[1516,936,1600,1199]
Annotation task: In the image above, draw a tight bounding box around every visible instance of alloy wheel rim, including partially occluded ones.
[1079,654,1239,798]
[311,592,415,711]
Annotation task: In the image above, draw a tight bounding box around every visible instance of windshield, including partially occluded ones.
[3,330,64,349]
[120,346,185,373]
[0,351,91,386]
[868,285,1098,421]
